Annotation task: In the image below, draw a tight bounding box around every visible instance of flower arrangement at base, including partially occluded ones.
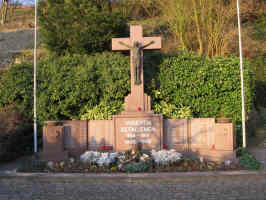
[80,151,119,167]
[117,149,153,173]
[151,149,183,166]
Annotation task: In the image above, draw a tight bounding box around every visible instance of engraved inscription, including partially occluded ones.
[115,116,162,151]
[121,120,154,145]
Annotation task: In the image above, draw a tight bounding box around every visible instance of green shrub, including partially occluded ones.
[153,101,192,119]
[38,0,128,55]
[120,161,152,173]
[251,13,266,41]
[0,63,33,119]
[152,53,255,122]
[37,52,130,122]
[0,52,254,124]
[238,148,261,170]
[80,101,123,120]
[0,53,130,123]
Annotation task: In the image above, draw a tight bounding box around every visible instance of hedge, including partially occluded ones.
[152,53,254,122]
[0,52,254,123]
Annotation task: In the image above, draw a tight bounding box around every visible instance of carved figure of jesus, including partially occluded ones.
[119,41,154,85]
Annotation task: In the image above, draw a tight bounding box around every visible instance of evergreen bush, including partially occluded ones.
[152,52,254,122]
[38,0,128,55]
[0,63,33,119]
[0,52,254,124]
[37,52,130,122]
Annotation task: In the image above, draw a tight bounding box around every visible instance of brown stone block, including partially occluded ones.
[88,120,114,150]
[189,118,215,149]
[214,123,235,151]
[164,119,188,152]
[43,126,64,152]
[113,113,163,152]
[42,125,68,161]
[62,120,88,156]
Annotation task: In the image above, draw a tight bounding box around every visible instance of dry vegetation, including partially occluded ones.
[1,1,265,57]
[0,5,34,32]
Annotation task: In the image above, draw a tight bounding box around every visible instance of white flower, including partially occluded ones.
[140,154,150,161]
[69,157,75,163]
[225,160,231,166]
[47,161,54,169]
[142,154,149,158]
[151,149,182,165]
[80,151,119,166]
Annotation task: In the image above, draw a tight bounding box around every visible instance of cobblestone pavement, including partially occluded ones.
[0,174,265,200]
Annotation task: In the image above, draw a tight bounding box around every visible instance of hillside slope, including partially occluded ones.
[0,29,34,67]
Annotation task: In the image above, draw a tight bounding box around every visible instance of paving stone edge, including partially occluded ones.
[0,170,266,182]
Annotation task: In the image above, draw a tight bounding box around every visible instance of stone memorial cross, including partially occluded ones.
[112,25,161,113]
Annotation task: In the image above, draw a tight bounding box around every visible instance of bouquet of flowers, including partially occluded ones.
[151,149,182,166]
[117,149,152,173]
[80,151,119,167]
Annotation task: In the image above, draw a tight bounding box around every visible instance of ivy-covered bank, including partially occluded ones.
[0,52,254,124]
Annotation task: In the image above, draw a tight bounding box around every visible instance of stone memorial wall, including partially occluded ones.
[42,25,236,162]
[43,118,235,161]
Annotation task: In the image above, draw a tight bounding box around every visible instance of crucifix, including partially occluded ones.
[112,25,161,113]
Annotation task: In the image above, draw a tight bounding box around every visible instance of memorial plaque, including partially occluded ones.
[164,119,188,151]
[190,118,215,148]
[114,114,162,152]
[214,123,234,150]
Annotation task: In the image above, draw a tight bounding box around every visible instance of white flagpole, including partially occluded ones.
[236,0,246,148]
[33,0,38,153]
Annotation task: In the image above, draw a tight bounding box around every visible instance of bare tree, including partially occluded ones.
[1,0,9,25]
[159,0,235,58]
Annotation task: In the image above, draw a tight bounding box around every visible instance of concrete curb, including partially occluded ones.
[0,170,266,182]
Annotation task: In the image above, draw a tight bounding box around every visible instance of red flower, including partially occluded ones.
[212,144,215,150]
[53,162,58,168]
[137,106,141,111]
[100,145,106,151]
[105,146,111,151]
[163,144,167,150]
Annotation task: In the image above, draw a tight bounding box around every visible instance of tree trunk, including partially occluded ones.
[1,0,9,25]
